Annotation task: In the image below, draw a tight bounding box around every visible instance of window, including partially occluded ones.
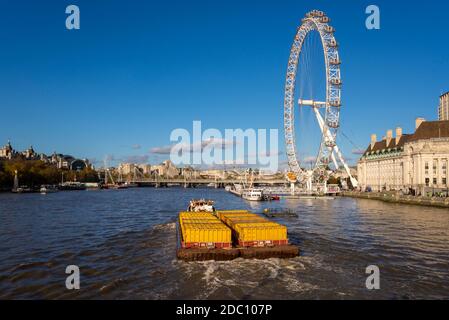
[433,178,437,185]
[425,178,430,186]
[443,161,447,175]
[433,160,438,175]
[425,162,429,175]
[443,178,447,185]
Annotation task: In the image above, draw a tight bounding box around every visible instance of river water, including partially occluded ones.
[0,188,448,299]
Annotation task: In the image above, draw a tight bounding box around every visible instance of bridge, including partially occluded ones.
[133,178,289,188]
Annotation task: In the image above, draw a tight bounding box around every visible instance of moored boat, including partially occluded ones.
[58,182,86,191]
[40,185,59,194]
[124,181,138,188]
[84,182,101,190]
[241,188,264,201]
[11,170,33,193]
[263,194,280,201]
[102,182,128,189]
[12,186,32,193]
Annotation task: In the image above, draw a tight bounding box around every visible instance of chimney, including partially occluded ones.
[395,127,402,145]
[370,134,377,149]
[415,118,425,130]
[386,130,393,146]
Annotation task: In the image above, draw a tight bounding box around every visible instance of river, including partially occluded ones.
[0,188,448,299]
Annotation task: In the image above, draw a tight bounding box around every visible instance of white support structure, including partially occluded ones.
[301,100,358,187]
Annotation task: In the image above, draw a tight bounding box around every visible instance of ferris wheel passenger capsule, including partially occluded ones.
[328,40,338,47]
[319,16,330,23]
[329,100,341,107]
[327,120,340,129]
[330,79,342,86]
[324,25,335,33]
[329,58,341,65]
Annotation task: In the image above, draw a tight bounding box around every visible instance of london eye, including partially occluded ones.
[283,10,358,190]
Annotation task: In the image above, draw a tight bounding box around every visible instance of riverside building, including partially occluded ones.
[357,118,449,195]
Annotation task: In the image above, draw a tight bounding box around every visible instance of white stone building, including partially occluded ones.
[117,163,135,175]
[357,118,449,194]
[137,164,152,175]
[117,163,152,176]
[151,160,179,178]
[0,141,14,159]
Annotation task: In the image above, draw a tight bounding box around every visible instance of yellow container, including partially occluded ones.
[179,212,231,244]
[179,212,217,219]
[180,218,223,224]
[180,217,221,223]
[229,222,277,228]
[181,223,231,243]
[219,213,264,218]
[233,224,287,241]
[217,210,250,214]
[223,218,266,226]
[217,210,288,242]
[217,211,249,214]
[216,210,251,220]
[220,213,268,225]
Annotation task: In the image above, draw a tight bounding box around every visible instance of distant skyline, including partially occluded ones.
[1,0,448,168]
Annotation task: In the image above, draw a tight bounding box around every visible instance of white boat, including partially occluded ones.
[124,182,139,188]
[40,185,59,194]
[241,188,264,201]
[187,199,215,213]
[12,187,30,193]
[85,182,101,190]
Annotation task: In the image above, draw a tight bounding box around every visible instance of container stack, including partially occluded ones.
[217,210,288,247]
[179,212,232,249]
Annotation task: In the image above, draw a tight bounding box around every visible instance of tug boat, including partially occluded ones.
[187,199,215,213]
[176,200,300,261]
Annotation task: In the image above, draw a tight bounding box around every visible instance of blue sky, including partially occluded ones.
[0,0,448,167]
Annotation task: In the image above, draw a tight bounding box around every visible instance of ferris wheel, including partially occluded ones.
[283,10,358,188]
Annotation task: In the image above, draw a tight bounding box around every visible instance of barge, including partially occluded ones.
[176,201,299,261]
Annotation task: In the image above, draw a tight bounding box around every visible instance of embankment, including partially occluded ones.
[342,191,449,208]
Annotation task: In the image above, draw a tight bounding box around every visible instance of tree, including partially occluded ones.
[0,159,99,190]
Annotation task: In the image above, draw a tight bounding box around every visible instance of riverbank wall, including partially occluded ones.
[342,191,449,208]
